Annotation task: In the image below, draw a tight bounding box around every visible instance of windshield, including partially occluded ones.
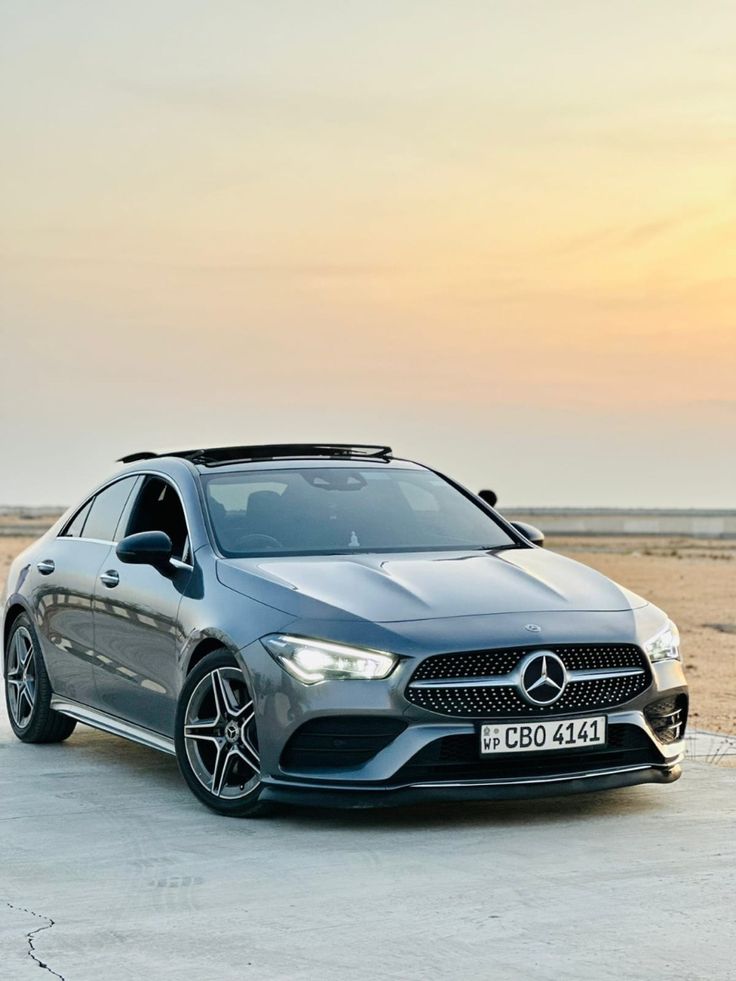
[202,467,517,557]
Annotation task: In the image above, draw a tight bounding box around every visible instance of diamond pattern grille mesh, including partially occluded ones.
[406,645,650,718]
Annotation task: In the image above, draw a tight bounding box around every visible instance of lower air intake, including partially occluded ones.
[645,694,688,744]
[280,716,407,771]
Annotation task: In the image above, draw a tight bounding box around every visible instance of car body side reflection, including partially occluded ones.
[91,562,192,735]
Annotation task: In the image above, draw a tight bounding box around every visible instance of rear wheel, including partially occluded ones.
[4,613,77,743]
[175,650,268,817]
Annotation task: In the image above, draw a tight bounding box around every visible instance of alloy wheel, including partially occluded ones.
[6,625,37,728]
[183,667,261,799]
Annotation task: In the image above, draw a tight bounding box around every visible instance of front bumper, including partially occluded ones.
[261,707,685,807]
[239,616,688,808]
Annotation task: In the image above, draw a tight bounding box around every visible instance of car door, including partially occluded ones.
[33,477,140,704]
[91,474,193,737]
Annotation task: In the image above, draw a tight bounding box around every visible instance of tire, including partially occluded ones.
[4,613,77,744]
[175,650,268,817]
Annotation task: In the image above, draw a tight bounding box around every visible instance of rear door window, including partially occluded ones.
[61,499,93,537]
[82,477,139,543]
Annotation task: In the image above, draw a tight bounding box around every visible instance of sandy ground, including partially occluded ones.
[2,533,734,734]
[551,537,736,735]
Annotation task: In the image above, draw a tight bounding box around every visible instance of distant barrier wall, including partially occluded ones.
[504,509,736,538]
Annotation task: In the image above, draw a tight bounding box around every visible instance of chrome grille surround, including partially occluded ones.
[405,644,651,718]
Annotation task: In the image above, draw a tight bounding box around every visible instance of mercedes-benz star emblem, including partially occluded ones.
[524,623,541,633]
[519,651,567,706]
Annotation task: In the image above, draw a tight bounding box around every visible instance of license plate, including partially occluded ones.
[479,716,607,755]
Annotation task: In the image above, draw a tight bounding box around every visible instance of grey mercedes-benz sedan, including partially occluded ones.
[2,443,688,816]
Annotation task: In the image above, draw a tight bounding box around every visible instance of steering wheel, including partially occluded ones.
[235,533,283,552]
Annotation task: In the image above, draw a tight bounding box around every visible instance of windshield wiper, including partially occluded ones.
[473,543,521,552]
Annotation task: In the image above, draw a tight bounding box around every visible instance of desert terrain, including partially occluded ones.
[553,536,735,735]
[1,522,734,735]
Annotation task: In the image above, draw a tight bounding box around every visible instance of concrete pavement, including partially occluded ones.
[1,703,734,981]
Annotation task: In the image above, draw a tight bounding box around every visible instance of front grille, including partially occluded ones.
[280,716,407,771]
[645,694,688,744]
[390,723,661,784]
[405,644,651,718]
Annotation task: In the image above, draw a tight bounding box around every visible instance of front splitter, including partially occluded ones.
[260,762,682,809]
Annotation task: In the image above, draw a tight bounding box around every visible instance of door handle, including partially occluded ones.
[37,559,55,575]
[100,570,120,588]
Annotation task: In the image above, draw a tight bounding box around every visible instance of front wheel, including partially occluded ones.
[174,650,268,817]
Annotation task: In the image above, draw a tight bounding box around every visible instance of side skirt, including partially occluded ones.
[50,696,176,756]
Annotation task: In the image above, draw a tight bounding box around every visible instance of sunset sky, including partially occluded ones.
[1,1,734,507]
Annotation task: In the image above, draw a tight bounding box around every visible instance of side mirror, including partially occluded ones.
[511,521,545,547]
[478,489,498,508]
[116,531,173,570]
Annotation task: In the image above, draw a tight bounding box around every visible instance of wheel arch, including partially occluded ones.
[3,601,31,665]
[184,636,235,676]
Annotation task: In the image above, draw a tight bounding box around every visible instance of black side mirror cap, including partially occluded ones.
[116,531,173,570]
[478,489,498,508]
[510,521,545,547]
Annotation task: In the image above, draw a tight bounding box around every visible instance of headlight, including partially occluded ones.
[262,634,398,685]
[644,621,681,662]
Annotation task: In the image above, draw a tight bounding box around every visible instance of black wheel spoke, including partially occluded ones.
[212,745,236,797]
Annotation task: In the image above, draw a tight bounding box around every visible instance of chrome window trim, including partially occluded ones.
[57,539,194,574]
[57,536,117,547]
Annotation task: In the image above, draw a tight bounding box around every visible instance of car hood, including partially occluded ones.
[216,547,647,622]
